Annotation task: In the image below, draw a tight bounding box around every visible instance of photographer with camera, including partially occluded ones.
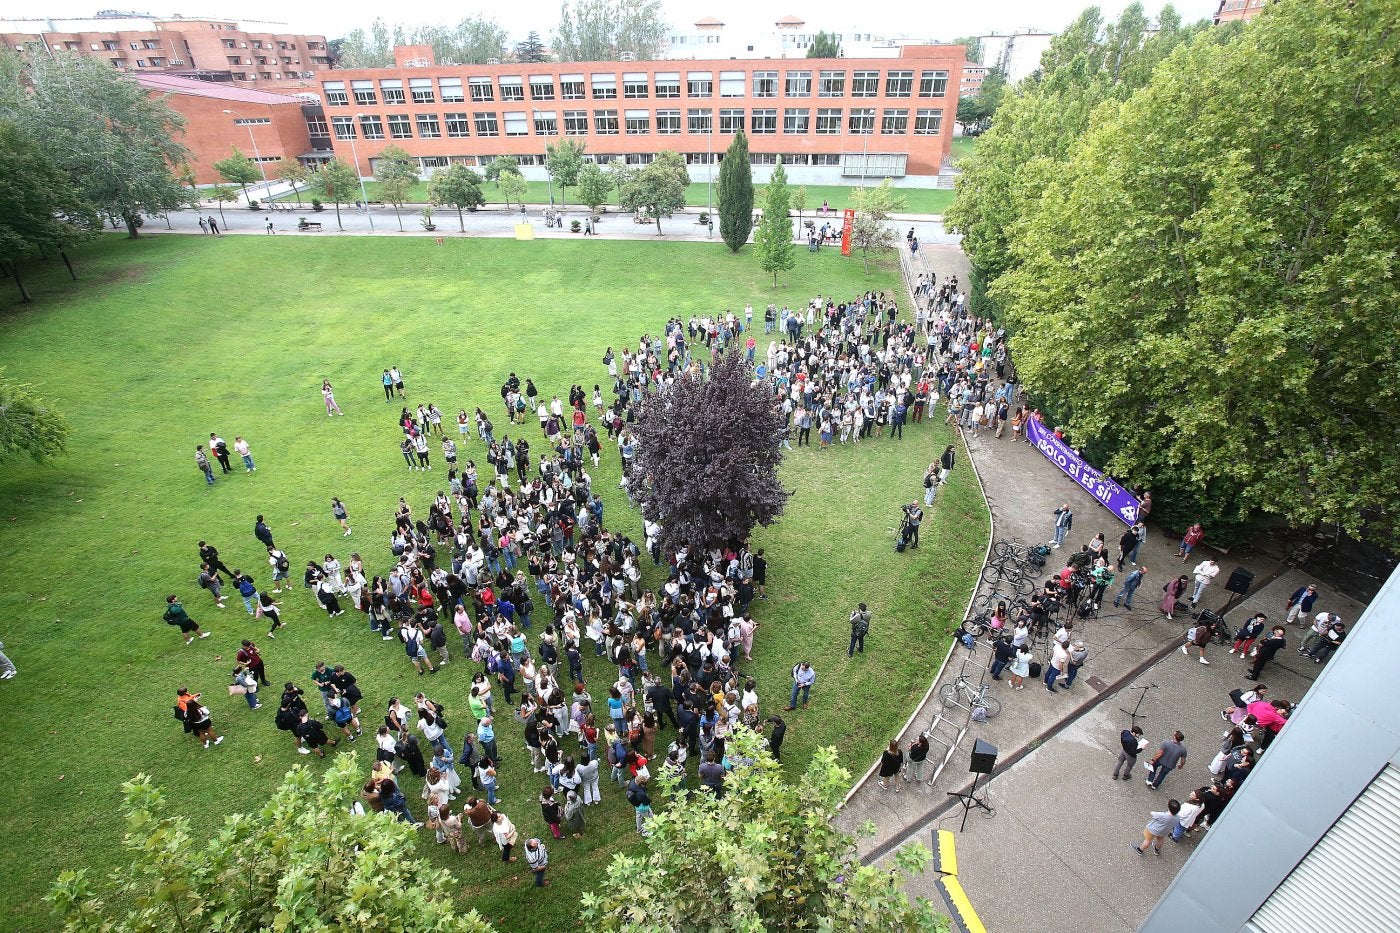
[899,502,924,549]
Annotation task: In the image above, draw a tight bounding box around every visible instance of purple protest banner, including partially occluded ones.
[1025,417,1141,526]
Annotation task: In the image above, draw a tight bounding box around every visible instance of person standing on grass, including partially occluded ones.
[0,641,15,679]
[198,541,234,579]
[785,662,815,711]
[414,432,431,470]
[209,433,233,474]
[295,709,337,757]
[848,604,872,657]
[1112,726,1146,780]
[878,740,904,792]
[232,665,261,709]
[1050,504,1073,549]
[254,515,276,550]
[1146,731,1188,789]
[232,436,255,472]
[382,370,395,402]
[1132,800,1181,857]
[236,640,270,686]
[493,811,519,861]
[198,563,227,609]
[390,366,406,398]
[321,380,344,416]
[163,595,210,645]
[525,838,550,886]
[256,589,284,638]
[331,497,351,536]
[378,778,417,824]
[175,688,223,748]
[195,445,215,485]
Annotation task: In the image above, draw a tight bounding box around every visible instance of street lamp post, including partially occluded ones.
[222,108,272,207]
[533,109,554,208]
[349,113,375,231]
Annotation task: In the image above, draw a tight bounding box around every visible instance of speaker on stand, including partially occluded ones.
[1217,566,1254,617]
[949,739,997,832]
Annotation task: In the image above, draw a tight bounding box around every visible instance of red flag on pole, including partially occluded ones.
[840,208,855,256]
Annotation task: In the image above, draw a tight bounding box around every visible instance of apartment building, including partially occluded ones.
[1214,0,1270,23]
[319,45,964,185]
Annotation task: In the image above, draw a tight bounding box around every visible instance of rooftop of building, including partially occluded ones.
[134,71,308,103]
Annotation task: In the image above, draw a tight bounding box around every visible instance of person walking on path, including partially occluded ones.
[1050,504,1073,549]
[1146,731,1188,789]
[1114,566,1146,609]
[785,662,816,710]
[1132,800,1181,857]
[207,215,220,235]
[1285,584,1319,625]
[1246,626,1288,681]
[1118,521,1146,570]
[525,838,550,886]
[195,445,215,485]
[1112,726,1146,780]
[848,604,871,657]
[1177,523,1205,561]
[163,595,210,645]
[1190,559,1219,606]
[877,739,904,791]
[1161,574,1189,621]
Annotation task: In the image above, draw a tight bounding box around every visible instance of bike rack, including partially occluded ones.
[922,704,971,788]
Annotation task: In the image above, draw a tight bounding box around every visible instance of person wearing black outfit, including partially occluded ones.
[1247,626,1288,681]
[989,635,1017,680]
[198,540,234,579]
[295,711,337,757]
[765,715,786,761]
[646,678,677,730]
[254,515,275,549]
[1112,726,1145,780]
[677,700,699,755]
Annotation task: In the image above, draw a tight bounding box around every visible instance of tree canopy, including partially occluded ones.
[575,160,612,216]
[717,130,754,252]
[545,138,587,208]
[310,158,361,231]
[0,369,71,463]
[754,163,795,286]
[427,163,486,230]
[275,157,310,205]
[979,0,1400,544]
[619,150,688,235]
[553,0,668,62]
[514,31,548,63]
[373,144,419,230]
[47,757,496,933]
[212,147,261,203]
[580,728,946,930]
[632,347,789,553]
[334,17,508,67]
[849,179,905,273]
[0,121,99,302]
[806,31,842,58]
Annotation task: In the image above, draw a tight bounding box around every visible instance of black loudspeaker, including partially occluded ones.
[1225,567,1254,596]
[969,739,998,775]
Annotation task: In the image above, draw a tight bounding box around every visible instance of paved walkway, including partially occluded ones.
[830,242,1373,928]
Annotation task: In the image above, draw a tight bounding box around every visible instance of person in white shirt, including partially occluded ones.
[1190,560,1219,605]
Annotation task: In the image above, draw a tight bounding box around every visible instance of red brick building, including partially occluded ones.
[1214,0,1270,23]
[136,74,328,185]
[1,15,331,91]
[319,44,965,184]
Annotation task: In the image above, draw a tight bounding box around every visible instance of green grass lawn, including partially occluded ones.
[278,179,956,215]
[0,235,986,931]
[949,136,977,165]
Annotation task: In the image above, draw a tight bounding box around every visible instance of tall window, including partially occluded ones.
[919,70,948,97]
[785,70,811,97]
[529,75,555,100]
[594,109,619,134]
[719,71,744,97]
[880,108,908,134]
[625,109,650,134]
[351,80,376,105]
[331,115,355,139]
[445,112,470,137]
[380,79,404,104]
[416,113,441,138]
[388,114,412,138]
[815,108,842,134]
[470,77,494,102]
[750,108,777,134]
[719,108,744,133]
[563,110,588,135]
[687,71,713,97]
[324,81,347,106]
[656,110,680,134]
[358,114,384,139]
[753,70,778,97]
[410,78,434,104]
[306,116,329,137]
[655,72,680,98]
[533,111,558,135]
[623,73,649,98]
[851,70,879,97]
[914,108,943,134]
[439,78,464,103]
[818,70,845,97]
[848,108,875,134]
[500,77,524,102]
[688,108,712,133]
[591,74,617,99]
[503,112,528,136]
[886,70,913,97]
[783,108,809,133]
[560,74,585,100]
[474,112,498,136]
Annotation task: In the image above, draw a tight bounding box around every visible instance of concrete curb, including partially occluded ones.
[839,246,997,810]
[859,634,1185,865]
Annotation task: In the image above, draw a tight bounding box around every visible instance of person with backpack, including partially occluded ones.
[163,595,210,645]
[174,688,222,748]
[848,604,872,657]
[232,570,258,614]
[400,620,437,675]
[197,564,227,609]
[266,546,290,593]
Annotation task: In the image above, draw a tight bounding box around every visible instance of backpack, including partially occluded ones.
[404,633,421,658]
[276,553,290,573]
[333,703,354,726]
[173,704,187,721]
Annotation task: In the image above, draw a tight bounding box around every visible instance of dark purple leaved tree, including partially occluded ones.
[632,346,790,553]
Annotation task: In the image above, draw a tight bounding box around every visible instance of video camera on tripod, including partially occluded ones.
[895,503,921,553]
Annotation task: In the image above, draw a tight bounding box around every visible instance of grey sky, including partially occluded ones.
[33,1,1220,47]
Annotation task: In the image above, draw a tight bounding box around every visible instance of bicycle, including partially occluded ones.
[939,670,1002,719]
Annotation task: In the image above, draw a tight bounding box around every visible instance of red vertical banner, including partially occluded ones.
[840,208,855,256]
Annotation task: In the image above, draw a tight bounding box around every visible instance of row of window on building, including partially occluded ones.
[324,68,951,108]
[315,106,945,141]
[367,151,865,171]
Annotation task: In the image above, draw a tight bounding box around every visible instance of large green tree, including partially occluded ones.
[806,31,842,58]
[717,130,754,252]
[553,0,668,62]
[545,138,587,210]
[310,158,361,231]
[47,758,496,933]
[575,159,612,216]
[619,150,688,236]
[0,369,71,463]
[580,728,945,930]
[373,144,420,231]
[754,163,795,286]
[0,121,99,302]
[275,157,310,206]
[335,17,507,67]
[3,50,190,238]
[991,0,1400,544]
[212,147,262,205]
[849,179,905,273]
[514,31,548,63]
[426,163,486,230]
